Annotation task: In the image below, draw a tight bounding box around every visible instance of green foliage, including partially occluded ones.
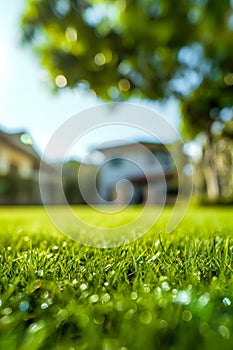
[181,78,233,140]
[21,0,233,104]
[1,206,233,349]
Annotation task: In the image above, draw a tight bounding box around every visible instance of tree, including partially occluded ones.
[181,77,233,201]
[21,0,233,201]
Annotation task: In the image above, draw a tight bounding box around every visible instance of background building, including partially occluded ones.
[94,141,180,205]
[0,128,60,205]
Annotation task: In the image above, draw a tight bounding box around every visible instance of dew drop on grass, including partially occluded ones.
[140,311,152,324]
[131,292,138,300]
[125,309,135,320]
[159,298,168,308]
[29,320,46,333]
[0,299,2,307]
[143,284,150,293]
[175,290,191,305]
[72,279,78,285]
[41,303,48,310]
[0,315,13,325]
[218,325,230,339]
[31,280,42,291]
[197,293,210,307]
[115,301,125,311]
[161,281,170,291]
[155,287,162,296]
[159,319,168,328]
[80,283,87,291]
[3,307,12,315]
[182,310,192,322]
[147,252,160,262]
[223,297,231,306]
[93,314,105,325]
[19,301,30,312]
[80,291,89,300]
[101,293,111,303]
[89,294,99,303]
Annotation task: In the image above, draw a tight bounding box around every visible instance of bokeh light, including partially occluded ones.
[55,74,67,88]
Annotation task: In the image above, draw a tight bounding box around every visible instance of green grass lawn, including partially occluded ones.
[0,205,233,350]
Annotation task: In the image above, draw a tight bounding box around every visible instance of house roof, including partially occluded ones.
[0,128,56,173]
[0,129,41,162]
[95,139,169,152]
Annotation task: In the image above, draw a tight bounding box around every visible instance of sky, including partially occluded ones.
[0,1,181,161]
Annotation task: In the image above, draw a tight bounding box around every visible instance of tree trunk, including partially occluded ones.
[202,133,219,201]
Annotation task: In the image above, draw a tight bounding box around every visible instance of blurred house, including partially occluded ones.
[94,141,180,205]
[0,128,60,205]
[0,128,188,206]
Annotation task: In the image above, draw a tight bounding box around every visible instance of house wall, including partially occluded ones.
[0,133,82,205]
[0,142,34,179]
[97,145,174,204]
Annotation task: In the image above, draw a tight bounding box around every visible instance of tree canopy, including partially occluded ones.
[21,0,233,137]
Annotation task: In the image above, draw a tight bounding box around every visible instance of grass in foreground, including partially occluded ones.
[0,206,233,350]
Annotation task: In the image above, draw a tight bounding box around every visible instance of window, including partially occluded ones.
[152,151,172,169]
[109,158,123,167]
[10,163,18,175]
